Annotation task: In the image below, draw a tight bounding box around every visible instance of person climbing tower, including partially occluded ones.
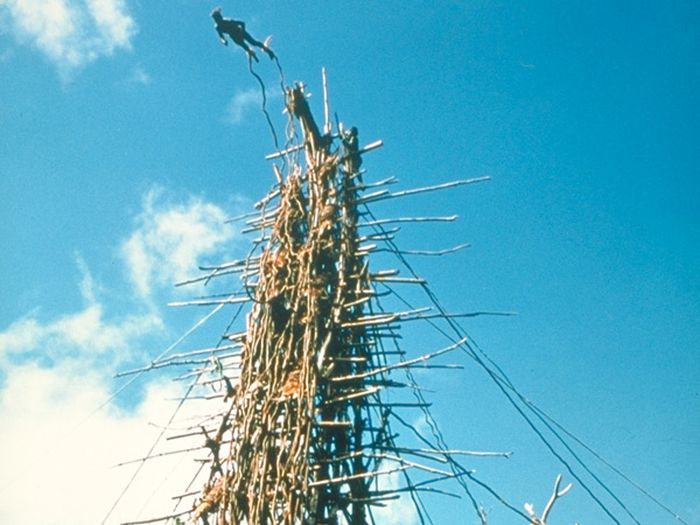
[211,7,275,62]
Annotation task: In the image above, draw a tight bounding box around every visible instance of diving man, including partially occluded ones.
[211,7,275,62]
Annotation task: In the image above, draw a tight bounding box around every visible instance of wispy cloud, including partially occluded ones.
[120,187,238,300]
[1,186,239,368]
[126,64,150,85]
[0,304,162,365]
[0,255,162,368]
[226,87,263,124]
[0,0,136,74]
[371,465,420,525]
[0,186,242,523]
[225,86,283,125]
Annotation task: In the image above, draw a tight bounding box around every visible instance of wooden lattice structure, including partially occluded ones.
[115,75,501,525]
[187,82,474,524]
[194,83,398,524]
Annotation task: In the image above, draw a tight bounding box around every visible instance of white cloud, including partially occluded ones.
[226,87,262,124]
[127,63,150,85]
[225,87,283,125]
[0,258,163,366]
[86,0,133,50]
[370,465,420,525]
[0,361,204,525]
[1,187,238,364]
[76,252,97,303]
[0,186,244,524]
[0,317,42,359]
[0,300,162,365]
[121,187,238,299]
[0,0,136,73]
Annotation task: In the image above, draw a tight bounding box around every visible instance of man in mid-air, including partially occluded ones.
[211,7,275,62]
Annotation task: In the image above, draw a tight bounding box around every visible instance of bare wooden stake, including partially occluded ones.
[361,177,490,204]
[322,67,331,135]
[360,214,459,227]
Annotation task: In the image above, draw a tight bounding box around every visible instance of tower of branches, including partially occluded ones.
[190,83,411,524]
[115,72,495,525]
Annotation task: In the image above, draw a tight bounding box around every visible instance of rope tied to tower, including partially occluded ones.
[211,6,286,153]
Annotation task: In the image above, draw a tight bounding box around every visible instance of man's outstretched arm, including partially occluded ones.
[216,28,228,45]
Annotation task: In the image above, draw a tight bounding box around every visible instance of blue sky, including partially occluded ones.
[0,1,698,524]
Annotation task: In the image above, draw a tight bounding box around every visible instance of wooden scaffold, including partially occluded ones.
[112,69,505,525]
[184,79,485,524]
